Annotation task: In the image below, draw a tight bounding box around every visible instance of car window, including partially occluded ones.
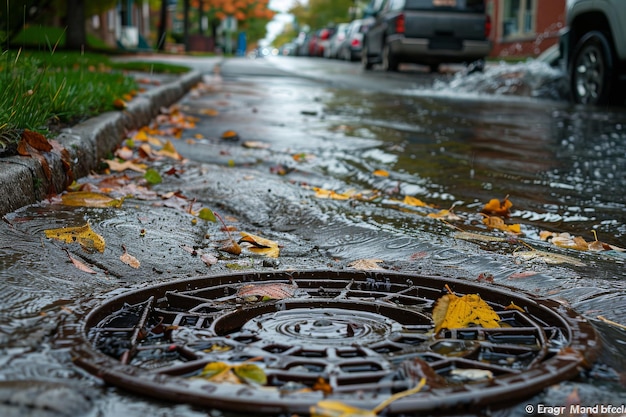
[388,0,405,11]
[404,0,485,12]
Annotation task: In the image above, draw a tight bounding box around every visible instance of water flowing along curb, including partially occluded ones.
[0,70,203,217]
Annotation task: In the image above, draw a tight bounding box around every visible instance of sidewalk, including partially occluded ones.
[0,69,204,217]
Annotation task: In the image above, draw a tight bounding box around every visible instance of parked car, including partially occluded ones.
[560,0,626,105]
[326,23,350,59]
[361,0,492,72]
[314,27,337,57]
[337,18,374,61]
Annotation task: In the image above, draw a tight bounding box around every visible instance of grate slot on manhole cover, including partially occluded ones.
[60,270,598,415]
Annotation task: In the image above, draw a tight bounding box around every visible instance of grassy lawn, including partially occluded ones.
[1,27,192,156]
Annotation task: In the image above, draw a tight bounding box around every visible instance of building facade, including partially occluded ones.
[486,0,566,58]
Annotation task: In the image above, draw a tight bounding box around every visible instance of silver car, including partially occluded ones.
[560,0,626,105]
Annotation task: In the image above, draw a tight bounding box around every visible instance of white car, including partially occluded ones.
[561,0,626,105]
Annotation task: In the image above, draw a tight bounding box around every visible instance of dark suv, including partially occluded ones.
[362,0,492,72]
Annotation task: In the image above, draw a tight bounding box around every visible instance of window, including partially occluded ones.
[502,0,535,38]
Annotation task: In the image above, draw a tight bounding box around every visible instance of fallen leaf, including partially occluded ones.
[514,249,585,267]
[64,249,96,274]
[20,129,52,152]
[221,130,240,141]
[61,191,123,208]
[373,169,389,177]
[113,98,127,110]
[237,282,298,301]
[144,168,162,185]
[348,259,384,270]
[200,253,218,266]
[45,222,106,253]
[403,195,429,207]
[504,301,525,313]
[428,209,463,221]
[219,238,242,256]
[239,232,280,258]
[310,401,376,417]
[103,159,147,173]
[482,215,521,234]
[312,377,333,395]
[197,362,266,385]
[120,245,140,268]
[155,140,183,160]
[243,141,270,149]
[200,108,219,116]
[482,195,513,217]
[198,207,216,222]
[453,231,506,243]
[432,287,500,333]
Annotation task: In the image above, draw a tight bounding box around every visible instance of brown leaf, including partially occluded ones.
[348,259,384,270]
[64,249,96,274]
[219,238,241,256]
[120,245,140,268]
[237,282,298,301]
[21,129,52,152]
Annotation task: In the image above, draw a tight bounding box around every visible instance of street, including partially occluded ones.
[1,55,625,416]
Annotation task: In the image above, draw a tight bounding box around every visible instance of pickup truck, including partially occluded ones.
[361,0,492,73]
[561,0,626,105]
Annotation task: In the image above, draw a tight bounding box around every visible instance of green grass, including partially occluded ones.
[0,45,191,155]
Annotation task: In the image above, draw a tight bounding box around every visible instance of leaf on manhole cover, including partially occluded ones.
[432,285,500,333]
[237,282,298,301]
[44,222,106,253]
[196,362,267,385]
[61,191,123,208]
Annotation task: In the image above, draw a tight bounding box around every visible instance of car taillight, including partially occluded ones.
[395,13,405,34]
[485,15,491,38]
[351,39,361,47]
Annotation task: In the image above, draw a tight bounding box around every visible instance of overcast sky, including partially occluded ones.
[264,0,299,44]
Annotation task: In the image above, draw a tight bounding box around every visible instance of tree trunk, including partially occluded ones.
[65,0,86,50]
[157,0,168,51]
[183,0,189,52]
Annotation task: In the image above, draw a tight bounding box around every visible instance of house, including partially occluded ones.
[86,0,155,51]
[486,0,566,58]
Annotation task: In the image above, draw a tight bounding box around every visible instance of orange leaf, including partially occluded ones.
[113,98,127,110]
[64,249,96,274]
[373,169,389,177]
[21,129,52,152]
[482,196,513,217]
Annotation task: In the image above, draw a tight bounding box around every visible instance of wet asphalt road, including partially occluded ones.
[0,55,625,416]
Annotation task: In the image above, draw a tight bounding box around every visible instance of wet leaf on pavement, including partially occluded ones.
[103,159,147,173]
[44,222,106,253]
[348,259,384,271]
[239,232,280,258]
[144,168,162,185]
[432,286,500,333]
[482,195,513,217]
[120,245,140,269]
[514,249,586,267]
[61,191,123,208]
[481,215,521,234]
[64,249,96,274]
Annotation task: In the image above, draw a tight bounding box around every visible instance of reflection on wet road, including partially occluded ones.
[0,56,625,416]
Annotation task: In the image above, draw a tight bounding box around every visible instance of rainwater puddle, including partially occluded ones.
[0,61,625,416]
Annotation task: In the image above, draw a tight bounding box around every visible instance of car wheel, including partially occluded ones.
[362,44,373,70]
[382,43,399,71]
[570,31,615,105]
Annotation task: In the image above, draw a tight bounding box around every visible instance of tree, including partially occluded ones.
[65,0,86,50]
[289,0,352,30]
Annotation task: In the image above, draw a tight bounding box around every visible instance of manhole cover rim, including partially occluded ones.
[60,269,599,415]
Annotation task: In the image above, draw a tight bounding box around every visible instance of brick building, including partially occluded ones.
[486,0,566,58]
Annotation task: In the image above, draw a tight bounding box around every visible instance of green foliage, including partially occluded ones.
[290,0,353,30]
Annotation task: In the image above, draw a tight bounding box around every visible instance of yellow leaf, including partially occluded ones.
[481,215,520,234]
[373,169,389,177]
[44,222,106,253]
[428,209,462,221]
[403,195,428,207]
[310,401,377,417]
[200,108,219,116]
[61,191,123,208]
[232,363,267,385]
[432,289,500,333]
[313,187,352,200]
[239,232,280,258]
[155,140,183,160]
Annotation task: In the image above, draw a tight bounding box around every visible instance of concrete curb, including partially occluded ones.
[0,70,203,217]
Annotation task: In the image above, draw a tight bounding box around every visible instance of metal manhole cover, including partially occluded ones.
[58,270,598,415]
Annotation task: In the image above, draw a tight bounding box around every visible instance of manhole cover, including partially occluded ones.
[58,270,598,415]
